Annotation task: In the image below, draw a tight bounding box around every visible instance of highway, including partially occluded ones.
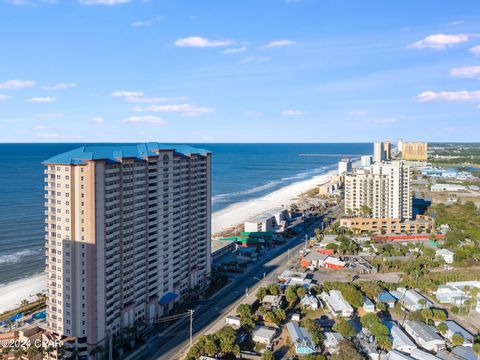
[129,217,323,360]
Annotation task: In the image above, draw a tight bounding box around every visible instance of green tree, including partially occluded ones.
[267,284,281,296]
[216,326,240,356]
[286,286,300,306]
[302,318,324,346]
[437,323,448,335]
[333,318,356,339]
[452,333,465,347]
[472,342,480,360]
[257,287,268,301]
[261,350,275,360]
[331,340,365,360]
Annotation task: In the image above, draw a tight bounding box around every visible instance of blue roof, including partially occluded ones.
[43,142,211,165]
[378,290,397,303]
[159,292,178,305]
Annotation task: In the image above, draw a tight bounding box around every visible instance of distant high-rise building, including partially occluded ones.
[361,155,372,167]
[373,141,392,163]
[344,161,412,220]
[43,143,211,356]
[338,158,352,175]
[402,142,428,161]
[384,141,392,161]
[397,139,404,153]
[373,141,385,163]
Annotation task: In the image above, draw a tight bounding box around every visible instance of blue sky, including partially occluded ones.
[0,0,479,143]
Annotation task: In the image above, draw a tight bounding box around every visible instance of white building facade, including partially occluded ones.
[344,161,412,219]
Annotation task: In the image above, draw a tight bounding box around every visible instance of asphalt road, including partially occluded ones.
[130,217,323,360]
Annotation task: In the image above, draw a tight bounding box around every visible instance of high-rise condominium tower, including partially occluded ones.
[43,143,211,356]
[344,161,412,220]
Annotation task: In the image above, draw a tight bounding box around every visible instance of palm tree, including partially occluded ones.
[418,299,427,309]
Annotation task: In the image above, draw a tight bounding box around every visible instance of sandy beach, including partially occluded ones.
[0,273,47,314]
[0,167,337,315]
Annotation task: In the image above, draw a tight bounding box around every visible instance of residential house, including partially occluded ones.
[390,324,417,354]
[404,320,445,353]
[436,249,455,264]
[451,347,477,360]
[363,298,376,313]
[443,321,474,347]
[411,348,442,360]
[434,281,480,307]
[324,332,344,354]
[300,294,320,311]
[321,290,354,318]
[286,322,317,355]
[262,295,283,311]
[393,288,433,311]
[378,290,397,308]
[387,350,415,360]
[324,257,347,269]
[278,270,312,287]
[252,326,277,345]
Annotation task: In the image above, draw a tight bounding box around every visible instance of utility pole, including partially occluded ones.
[189,309,194,348]
[245,287,249,298]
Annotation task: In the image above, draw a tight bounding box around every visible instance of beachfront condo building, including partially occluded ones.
[344,161,412,220]
[43,143,211,356]
[401,141,428,161]
[373,141,392,163]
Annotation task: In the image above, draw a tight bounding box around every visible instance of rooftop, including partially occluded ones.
[43,142,211,165]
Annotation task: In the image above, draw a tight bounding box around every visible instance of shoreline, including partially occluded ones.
[0,166,339,314]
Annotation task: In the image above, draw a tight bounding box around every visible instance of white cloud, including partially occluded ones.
[131,16,162,27]
[0,94,10,101]
[414,90,480,102]
[78,0,130,5]
[470,45,480,56]
[281,110,304,116]
[112,90,144,97]
[451,66,480,78]
[347,111,367,116]
[38,113,63,119]
[90,116,105,123]
[36,133,83,140]
[372,118,397,124]
[448,20,464,26]
[33,125,47,130]
[43,82,77,90]
[0,80,35,90]
[27,96,56,103]
[241,56,272,64]
[122,116,165,125]
[8,0,33,5]
[132,103,214,116]
[408,34,475,49]
[174,36,233,48]
[265,40,295,48]
[221,46,247,54]
[125,96,187,103]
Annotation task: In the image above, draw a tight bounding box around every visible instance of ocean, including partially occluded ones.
[0,143,371,286]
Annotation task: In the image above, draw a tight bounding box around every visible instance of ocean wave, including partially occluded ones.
[0,249,43,265]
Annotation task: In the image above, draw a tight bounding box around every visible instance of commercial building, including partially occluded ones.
[402,142,428,161]
[430,184,466,192]
[43,143,212,356]
[338,158,352,175]
[344,161,412,220]
[340,216,434,235]
[244,208,289,232]
[404,321,445,353]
